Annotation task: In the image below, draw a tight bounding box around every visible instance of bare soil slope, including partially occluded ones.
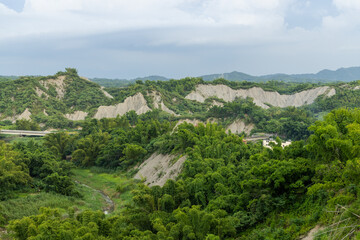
[4,108,32,123]
[148,91,179,116]
[40,76,67,99]
[186,84,335,109]
[94,93,151,119]
[226,119,254,135]
[134,153,186,187]
[65,111,88,121]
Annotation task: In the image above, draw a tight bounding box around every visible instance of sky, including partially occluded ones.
[0,0,359,79]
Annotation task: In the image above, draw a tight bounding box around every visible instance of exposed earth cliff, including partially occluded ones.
[134,153,186,187]
[94,93,151,119]
[185,84,336,108]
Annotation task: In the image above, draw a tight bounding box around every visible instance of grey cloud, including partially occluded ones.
[0,0,360,79]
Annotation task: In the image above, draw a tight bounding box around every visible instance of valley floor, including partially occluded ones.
[0,167,136,239]
[72,168,135,215]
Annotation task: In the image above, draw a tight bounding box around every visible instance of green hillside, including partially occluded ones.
[0,69,111,127]
[2,107,360,239]
[2,69,360,141]
[3,70,360,239]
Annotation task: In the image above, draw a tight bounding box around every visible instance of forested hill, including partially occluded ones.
[2,68,360,140]
[0,68,112,127]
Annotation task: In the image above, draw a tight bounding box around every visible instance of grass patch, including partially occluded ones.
[0,183,106,226]
[72,168,136,215]
[0,192,76,224]
[0,168,136,227]
[75,182,106,211]
[9,136,44,144]
[0,135,45,144]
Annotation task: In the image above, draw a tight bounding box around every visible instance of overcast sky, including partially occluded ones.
[0,0,359,79]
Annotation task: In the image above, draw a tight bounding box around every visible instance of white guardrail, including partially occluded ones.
[0,130,52,136]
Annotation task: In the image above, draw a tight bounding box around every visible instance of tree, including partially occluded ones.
[126,110,138,125]
[72,131,110,167]
[44,132,73,159]
[120,144,147,167]
[307,108,357,163]
[0,141,31,199]
[15,119,40,131]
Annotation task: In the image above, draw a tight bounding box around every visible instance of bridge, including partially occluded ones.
[0,130,52,136]
[244,134,274,142]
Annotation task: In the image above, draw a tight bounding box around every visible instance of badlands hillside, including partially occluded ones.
[1,68,360,137]
[0,68,111,125]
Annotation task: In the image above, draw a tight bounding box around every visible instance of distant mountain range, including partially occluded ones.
[200,66,360,82]
[89,67,360,87]
[0,75,19,81]
[96,67,360,83]
[190,67,360,83]
[3,67,360,87]
[90,75,169,88]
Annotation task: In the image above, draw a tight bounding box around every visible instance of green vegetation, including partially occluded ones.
[0,189,104,224]
[0,68,110,128]
[209,78,321,94]
[2,107,360,239]
[1,68,359,140]
[307,81,360,112]
[72,169,135,214]
[207,97,314,140]
[0,69,325,131]
[15,120,40,131]
[4,70,360,239]
[0,139,77,201]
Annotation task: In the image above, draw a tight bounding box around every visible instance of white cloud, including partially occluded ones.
[1,0,360,78]
[322,0,360,31]
[333,0,360,10]
[0,0,291,42]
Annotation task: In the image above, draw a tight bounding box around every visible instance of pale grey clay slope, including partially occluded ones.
[185,84,336,109]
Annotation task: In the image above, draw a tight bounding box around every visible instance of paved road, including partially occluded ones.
[0,129,52,136]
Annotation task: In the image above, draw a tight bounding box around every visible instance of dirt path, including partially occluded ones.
[75,181,114,214]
